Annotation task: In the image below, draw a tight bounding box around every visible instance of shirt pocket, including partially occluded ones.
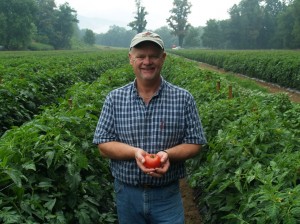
[155,117,185,149]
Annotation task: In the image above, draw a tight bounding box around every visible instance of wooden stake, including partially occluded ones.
[216,81,220,92]
[68,98,73,109]
[228,85,233,99]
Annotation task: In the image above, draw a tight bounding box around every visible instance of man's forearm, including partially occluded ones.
[165,144,201,161]
[98,142,201,162]
[98,141,137,160]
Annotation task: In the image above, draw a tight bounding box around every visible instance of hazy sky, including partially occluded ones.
[55,0,241,33]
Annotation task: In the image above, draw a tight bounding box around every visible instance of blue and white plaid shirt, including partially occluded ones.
[93,77,206,186]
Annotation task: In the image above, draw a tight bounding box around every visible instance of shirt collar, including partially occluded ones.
[132,76,165,98]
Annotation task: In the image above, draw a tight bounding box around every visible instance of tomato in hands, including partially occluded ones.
[144,154,161,168]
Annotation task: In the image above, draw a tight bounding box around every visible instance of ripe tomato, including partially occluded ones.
[144,154,161,168]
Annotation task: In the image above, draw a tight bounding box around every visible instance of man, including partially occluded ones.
[93,31,206,223]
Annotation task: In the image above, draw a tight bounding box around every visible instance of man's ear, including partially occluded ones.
[129,53,134,65]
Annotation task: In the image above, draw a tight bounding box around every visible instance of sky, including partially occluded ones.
[55,0,242,34]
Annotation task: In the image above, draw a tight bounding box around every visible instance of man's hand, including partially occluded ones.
[135,149,170,178]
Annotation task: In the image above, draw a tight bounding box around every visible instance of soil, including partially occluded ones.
[198,62,300,103]
[180,62,300,224]
[180,178,202,224]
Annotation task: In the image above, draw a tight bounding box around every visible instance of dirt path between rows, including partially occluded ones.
[198,62,300,103]
[180,62,300,224]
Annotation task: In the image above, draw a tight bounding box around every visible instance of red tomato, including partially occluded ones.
[144,154,161,168]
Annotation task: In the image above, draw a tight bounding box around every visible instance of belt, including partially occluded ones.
[116,179,178,189]
[138,180,178,189]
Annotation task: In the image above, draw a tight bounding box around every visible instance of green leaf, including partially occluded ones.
[38,180,53,189]
[45,151,55,168]
[4,169,23,188]
[44,198,56,211]
[22,161,36,171]
[0,207,21,224]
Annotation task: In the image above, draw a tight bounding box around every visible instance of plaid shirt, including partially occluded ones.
[93,77,207,186]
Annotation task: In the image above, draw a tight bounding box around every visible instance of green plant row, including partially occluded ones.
[0,50,129,136]
[0,55,194,223]
[170,49,300,92]
[164,55,300,223]
[0,51,299,223]
[0,62,136,223]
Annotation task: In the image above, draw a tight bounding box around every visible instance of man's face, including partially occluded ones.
[129,42,166,83]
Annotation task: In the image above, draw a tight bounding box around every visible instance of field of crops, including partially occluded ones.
[0,50,299,223]
[170,49,300,92]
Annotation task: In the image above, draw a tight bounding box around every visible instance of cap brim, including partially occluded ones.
[130,39,164,49]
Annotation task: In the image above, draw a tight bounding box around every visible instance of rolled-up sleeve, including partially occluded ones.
[93,94,116,144]
[183,94,207,145]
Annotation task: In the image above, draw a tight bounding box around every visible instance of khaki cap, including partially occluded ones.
[130,31,164,49]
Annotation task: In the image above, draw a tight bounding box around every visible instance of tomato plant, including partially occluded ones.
[144,154,161,168]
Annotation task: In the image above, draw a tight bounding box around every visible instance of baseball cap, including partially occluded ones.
[130,31,164,49]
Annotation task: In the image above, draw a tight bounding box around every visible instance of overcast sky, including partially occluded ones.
[55,0,241,33]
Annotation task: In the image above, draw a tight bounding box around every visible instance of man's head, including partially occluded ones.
[128,31,166,84]
[130,31,164,50]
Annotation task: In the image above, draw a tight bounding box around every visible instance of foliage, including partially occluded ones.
[162,53,300,224]
[95,26,136,48]
[0,50,128,136]
[128,0,148,33]
[154,26,178,49]
[28,41,55,51]
[1,50,299,223]
[0,0,78,50]
[95,25,179,49]
[0,0,37,50]
[83,29,95,45]
[34,0,57,45]
[201,20,223,49]
[50,3,78,49]
[200,0,300,49]
[0,64,135,223]
[166,0,192,47]
[170,49,300,91]
[183,26,203,48]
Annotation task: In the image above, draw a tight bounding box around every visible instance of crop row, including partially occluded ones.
[170,66,300,223]
[170,49,300,92]
[0,50,129,136]
[0,51,299,223]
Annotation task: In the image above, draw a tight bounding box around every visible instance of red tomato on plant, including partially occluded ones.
[144,154,161,168]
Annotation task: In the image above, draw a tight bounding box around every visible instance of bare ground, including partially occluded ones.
[180,179,202,224]
[180,62,300,224]
[198,62,300,103]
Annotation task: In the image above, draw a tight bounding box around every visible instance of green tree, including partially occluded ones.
[184,26,203,48]
[83,29,95,45]
[95,25,135,48]
[166,0,192,47]
[0,0,37,50]
[238,0,263,49]
[275,0,298,48]
[128,0,148,33]
[290,0,300,47]
[34,0,56,45]
[51,3,78,49]
[258,0,285,48]
[202,19,222,49]
[154,26,177,49]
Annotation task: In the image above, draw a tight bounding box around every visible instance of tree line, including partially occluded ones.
[202,0,300,49]
[0,0,78,50]
[0,0,299,50]
[95,0,300,50]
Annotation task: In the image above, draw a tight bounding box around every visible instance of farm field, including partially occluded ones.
[170,49,300,92]
[0,50,300,223]
[197,61,300,103]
